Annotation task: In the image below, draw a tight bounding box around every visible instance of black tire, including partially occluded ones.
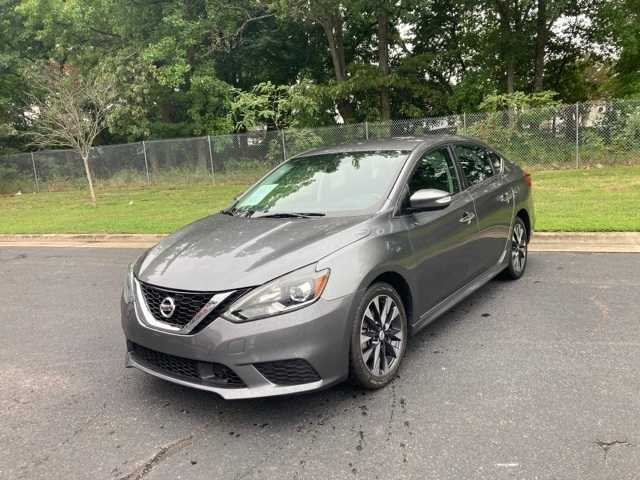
[501,216,528,280]
[349,282,408,389]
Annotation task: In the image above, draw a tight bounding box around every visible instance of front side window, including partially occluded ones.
[454,144,494,186]
[408,147,460,195]
[233,150,410,216]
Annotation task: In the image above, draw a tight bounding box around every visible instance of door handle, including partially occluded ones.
[459,211,476,224]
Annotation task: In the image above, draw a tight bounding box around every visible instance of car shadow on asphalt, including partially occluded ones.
[128,277,506,428]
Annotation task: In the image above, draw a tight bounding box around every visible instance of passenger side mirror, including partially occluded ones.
[408,189,452,212]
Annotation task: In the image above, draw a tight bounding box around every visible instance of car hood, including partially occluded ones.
[136,213,371,291]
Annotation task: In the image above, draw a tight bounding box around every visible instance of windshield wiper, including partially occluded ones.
[220,207,237,216]
[253,212,326,219]
[221,207,257,217]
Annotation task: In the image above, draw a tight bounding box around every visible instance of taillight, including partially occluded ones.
[524,171,532,188]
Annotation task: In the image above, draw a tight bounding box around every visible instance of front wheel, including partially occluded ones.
[349,283,408,389]
[501,217,528,280]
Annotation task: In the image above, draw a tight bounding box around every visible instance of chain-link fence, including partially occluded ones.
[2,99,640,194]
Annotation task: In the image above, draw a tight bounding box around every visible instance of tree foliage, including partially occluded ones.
[230,80,321,131]
[479,90,560,111]
[0,0,637,154]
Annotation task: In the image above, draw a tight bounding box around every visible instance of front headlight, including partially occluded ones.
[222,265,330,322]
[123,263,135,304]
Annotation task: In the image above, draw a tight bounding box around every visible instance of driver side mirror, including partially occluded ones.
[408,188,452,212]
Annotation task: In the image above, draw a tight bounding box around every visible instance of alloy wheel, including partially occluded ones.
[511,222,527,274]
[360,295,404,377]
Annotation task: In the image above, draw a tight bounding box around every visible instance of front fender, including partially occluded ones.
[317,214,416,323]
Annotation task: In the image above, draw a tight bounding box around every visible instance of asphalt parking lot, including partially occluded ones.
[1,248,639,480]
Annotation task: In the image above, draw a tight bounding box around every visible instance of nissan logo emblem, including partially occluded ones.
[159,297,176,319]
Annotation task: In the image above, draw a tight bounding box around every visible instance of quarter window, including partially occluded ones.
[408,147,460,195]
[489,151,503,173]
[454,145,494,186]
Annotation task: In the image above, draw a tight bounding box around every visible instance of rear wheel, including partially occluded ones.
[349,283,408,389]
[502,217,528,280]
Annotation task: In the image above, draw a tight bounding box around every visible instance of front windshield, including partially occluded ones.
[232,150,410,217]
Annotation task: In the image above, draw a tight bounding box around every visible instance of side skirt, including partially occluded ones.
[410,259,508,335]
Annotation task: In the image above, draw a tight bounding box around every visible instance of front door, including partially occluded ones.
[400,146,480,316]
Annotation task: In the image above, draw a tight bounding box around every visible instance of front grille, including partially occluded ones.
[139,282,213,328]
[131,343,245,388]
[254,359,321,386]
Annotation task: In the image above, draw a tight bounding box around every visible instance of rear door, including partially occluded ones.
[400,145,479,314]
[452,143,514,277]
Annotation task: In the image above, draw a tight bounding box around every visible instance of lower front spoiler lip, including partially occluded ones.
[126,352,327,400]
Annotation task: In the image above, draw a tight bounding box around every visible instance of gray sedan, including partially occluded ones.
[121,135,534,399]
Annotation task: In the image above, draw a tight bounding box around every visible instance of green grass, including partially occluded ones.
[532,165,640,231]
[0,183,247,234]
[0,166,638,233]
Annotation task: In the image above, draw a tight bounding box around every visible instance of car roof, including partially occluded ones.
[295,135,474,157]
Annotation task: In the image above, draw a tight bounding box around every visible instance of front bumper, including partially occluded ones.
[121,291,354,400]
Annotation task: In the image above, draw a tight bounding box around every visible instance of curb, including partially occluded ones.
[1,232,639,252]
[0,234,164,249]
[530,232,640,253]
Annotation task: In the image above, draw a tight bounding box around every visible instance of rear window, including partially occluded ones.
[454,144,494,186]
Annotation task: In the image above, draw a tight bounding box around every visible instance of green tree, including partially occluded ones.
[273,0,357,121]
[230,80,320,131]
[0,0,636,156]
[595,0,640,97]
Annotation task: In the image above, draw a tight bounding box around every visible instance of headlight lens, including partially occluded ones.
[123,263,135,304]
[223,265,330,322]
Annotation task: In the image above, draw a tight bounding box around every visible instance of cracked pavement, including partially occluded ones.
[1,248,639,479]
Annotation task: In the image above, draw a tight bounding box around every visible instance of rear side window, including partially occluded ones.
[454,144,494,186]
[409,147,460,195]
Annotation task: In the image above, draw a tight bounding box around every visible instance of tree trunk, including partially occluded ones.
[506,61,515,94]
[321,15,354,122]
[496,1,515,94]
[326,17,347,82]
[239,131,249,160]
[377,9,391,121]
[533,0,547,92]
[81,153,96,205]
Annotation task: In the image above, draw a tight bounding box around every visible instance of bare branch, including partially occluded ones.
[231,13,274,46]
[26,63,118,204]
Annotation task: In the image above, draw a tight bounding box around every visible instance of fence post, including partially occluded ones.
[463,113,467,135]
[575,102,580,168]
[365,121,369,140]
[30,151,40,193]
[207,135,216,185]
[142,140,150,185]
[281,130,287,162]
